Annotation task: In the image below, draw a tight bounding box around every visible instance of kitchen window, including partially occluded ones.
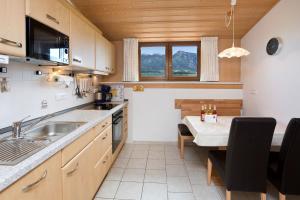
[139,42,200,81]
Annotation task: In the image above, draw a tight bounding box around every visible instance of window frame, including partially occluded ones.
[138,41,201,81]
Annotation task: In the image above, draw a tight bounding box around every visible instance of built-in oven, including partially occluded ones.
[26,17,69,65]
[112,110,123,153]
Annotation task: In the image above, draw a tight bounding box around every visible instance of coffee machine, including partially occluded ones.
[95,85,112,104]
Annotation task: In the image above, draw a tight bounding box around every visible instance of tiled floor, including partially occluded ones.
[94,143,300,200]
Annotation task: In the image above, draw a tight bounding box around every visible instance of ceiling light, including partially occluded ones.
[218,0,250,58]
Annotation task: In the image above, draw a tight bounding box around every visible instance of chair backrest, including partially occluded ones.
[278,118,300,194]
[225,117,276,192]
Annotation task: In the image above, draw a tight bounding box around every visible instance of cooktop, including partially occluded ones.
[82,103,119,110]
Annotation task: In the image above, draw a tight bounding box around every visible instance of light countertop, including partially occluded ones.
[0,102,127,192]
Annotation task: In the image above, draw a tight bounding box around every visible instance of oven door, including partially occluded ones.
[26,17,69,65]
[112,115,123,153]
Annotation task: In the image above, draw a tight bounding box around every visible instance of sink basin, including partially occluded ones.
[0,121,86,165]
[23,121,86,142]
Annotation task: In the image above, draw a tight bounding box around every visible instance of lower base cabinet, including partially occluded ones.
[62,141,97,200]
[0,153,62,200]
[94,147,112,191]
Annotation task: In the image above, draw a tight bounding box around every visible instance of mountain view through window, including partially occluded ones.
[139,42,200,80]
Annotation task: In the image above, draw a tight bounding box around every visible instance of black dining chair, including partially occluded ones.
[207,117,276,200]
[267,118,300,200]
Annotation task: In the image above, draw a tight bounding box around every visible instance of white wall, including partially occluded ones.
[241,0,300,124]
[124,87,242,142]
[0,62,94,129]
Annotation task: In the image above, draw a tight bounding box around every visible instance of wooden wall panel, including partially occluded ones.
[175,99,243,118]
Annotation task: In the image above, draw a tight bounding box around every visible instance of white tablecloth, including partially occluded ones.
[182,116,287,147]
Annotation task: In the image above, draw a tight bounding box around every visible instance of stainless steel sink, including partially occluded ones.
[0,121,86,165]
[23,121,86,142]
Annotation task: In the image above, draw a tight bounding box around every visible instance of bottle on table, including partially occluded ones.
[208,104,212,115]
[201,105,205,121]
[213,105,217,115]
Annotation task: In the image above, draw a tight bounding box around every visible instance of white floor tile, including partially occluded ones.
[106,168,124,181]
[127,158,147,169]
[166,158,184,165]
[166,164,188,177]
[192,184,222,200]
[134,144,150,150]
[115,182,143,200]
[141,183,168,200]
[118,149,132,159]
[131,149,149,159]
[168,192,195,200]
[122,168,145,182]
[113,158,129,168]
[167,177,192,193]
[144,169,167,183]
[148,150,165,160]
[147,159,166,170]
[187,169,207,185]
[149,144,165,152]
[96,180,120,199]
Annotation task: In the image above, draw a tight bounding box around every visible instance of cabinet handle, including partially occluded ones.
[0,37,22,48]
[72,58,82,63]
[22,170,47,192]
[102,134,108,140]
[67,163,79,176]
[102,156,108,164]
[101,124,106,128]
[46,14,59,24]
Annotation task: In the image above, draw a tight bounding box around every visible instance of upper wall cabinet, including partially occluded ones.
[0,0,26,57]
[95,33,108,72]
[26,0,70,35]
[96,33,115,73]
[70,11,95,69]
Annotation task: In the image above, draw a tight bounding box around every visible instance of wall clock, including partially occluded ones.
[266,37,282,55]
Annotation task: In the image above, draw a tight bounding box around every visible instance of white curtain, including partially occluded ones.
[123,38,139,82]
[200,37,219,81]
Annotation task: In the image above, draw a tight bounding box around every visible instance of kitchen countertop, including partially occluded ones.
[0,102,128,192]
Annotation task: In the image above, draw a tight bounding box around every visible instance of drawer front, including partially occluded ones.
[62,141,96,200]
[95,116,112,135]
[0,153,62,200]
[94,147,112,190]
[94,125,112,160]
[61,128,96,166]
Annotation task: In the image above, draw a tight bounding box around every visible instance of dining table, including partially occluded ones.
[182,116,287,147]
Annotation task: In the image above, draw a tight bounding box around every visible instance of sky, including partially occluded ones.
[141,46,197,55]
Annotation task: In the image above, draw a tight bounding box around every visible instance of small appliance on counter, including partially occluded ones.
[95,85,113,104]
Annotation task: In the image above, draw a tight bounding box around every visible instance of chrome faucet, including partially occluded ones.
[12,114,54,138]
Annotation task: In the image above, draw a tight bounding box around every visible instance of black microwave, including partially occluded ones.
[26,17,69,65]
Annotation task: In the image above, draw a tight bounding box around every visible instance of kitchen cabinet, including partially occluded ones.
[62,141,97,200]
[26,0,70,35]
[0,0,26,57]
[0,153,62,200]
[96,33,115,73]
[94,147,112,191]
[94,125,112,160]
[70,11,95,69]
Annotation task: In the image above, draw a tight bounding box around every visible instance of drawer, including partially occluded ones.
[94,125,112,160]
[0,153,62,200]
[94,147,112,189]
[61,128,96,166]
[95,116,112,135]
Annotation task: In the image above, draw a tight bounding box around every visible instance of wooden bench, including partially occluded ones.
[175,99,243,159]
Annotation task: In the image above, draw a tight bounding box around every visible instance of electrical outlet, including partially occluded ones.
[41,100,48,109]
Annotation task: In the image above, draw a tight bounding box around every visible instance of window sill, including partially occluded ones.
[100,81,243,89]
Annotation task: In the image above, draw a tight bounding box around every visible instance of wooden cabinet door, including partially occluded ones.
[95,33,108,72]
[0,153,62,200]
[110,42,116,73]
[62,141,97,200]
[70,11,95,69]
[26,0,70,35]
[93,147,112,191]
[0,0,26,57]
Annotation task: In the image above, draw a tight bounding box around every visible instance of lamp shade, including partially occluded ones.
[218,46,250,58]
